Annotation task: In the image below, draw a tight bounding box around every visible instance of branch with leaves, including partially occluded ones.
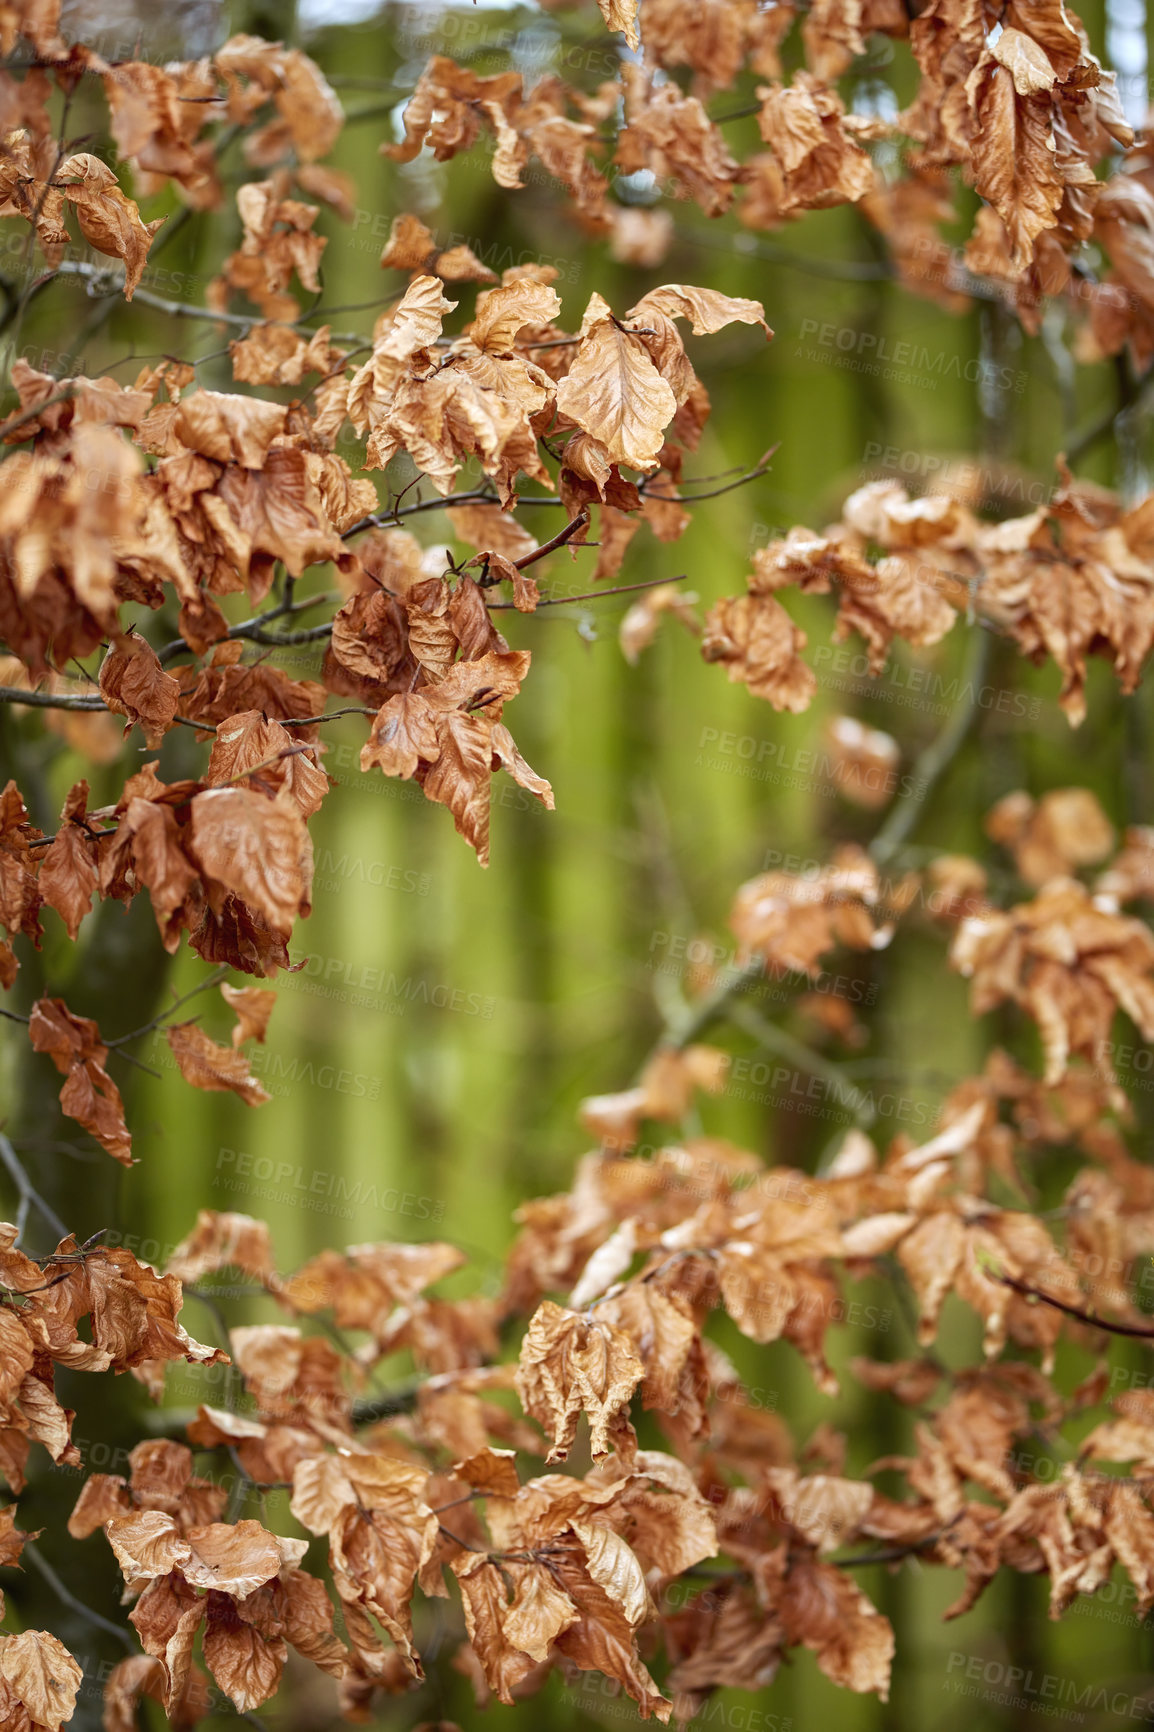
[1,0,1154,1728]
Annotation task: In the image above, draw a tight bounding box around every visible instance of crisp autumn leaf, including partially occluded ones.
[183,1519,306,1597]
[556,294,677,472]
[28,996,132,1164]
[0,780,43,946]
[618,63,740,219]
[165,1023,271,1106]
[166,1210,276,1286]
[598,0,640,50]
[106,1509,194,1588]
[203,1591,287,1711]
[702,591,816,712]
[220,983,277,1048]
[966,65,1065,272]
[38,781,99,939]
[468,279,562,354]
[550,1546,671,1720]
[749,76,873,221]
[361,650,551,865]
[206,711,328,821]
[516,1300,644,1462]
[99,632,181,747]
[0,1504,35,1567]
[282,1239,465,1332]
[729,846,895,977]
[628,284,771,339]
[951,879,1154,1084]
[452,1554,540,1703]
[56,153,166,298]
[68,1472,134,1539]
[101,1653,170,1732]
[778,1555,894,1697]
[985,788,1115,886]
[0,1631,83,1731]
[189,785,313,939]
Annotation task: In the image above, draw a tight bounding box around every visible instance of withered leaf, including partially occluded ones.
[516,1300,643,1462]
[452,1554,539,1704]
[206,710,328,820]
[57,153,165,299]
[0,1631,82,1731]
[29,997,132,1165]
[221,982,277,1047]
[99,633,181,747]
[165,1023,271,1107]
[38,782,98,939]
[203,1592,287,1711]
[779,1554,894,1698]
[556,294,677,472]
[166,1210,276,1286]
[189,786,313,939]
[702,592,816,712]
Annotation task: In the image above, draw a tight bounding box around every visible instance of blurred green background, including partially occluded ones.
[4,0,1154,1726]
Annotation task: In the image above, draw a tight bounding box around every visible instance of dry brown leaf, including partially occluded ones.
[220,983,277,1047]
[702,592,816,712]
[778,1555,894,1697]
[0,1631,82,1731]
[516,1300,643,1462]
[556,294,677,472]
[38,782,99,939]
[57,153,165,298]
[165,1023,272,1107]
[99,633,181,747]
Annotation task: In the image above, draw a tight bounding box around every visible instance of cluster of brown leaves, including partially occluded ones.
[10,788,1154,1723]
[0,10,345,293]
[0,1226,224,1495]
[2,737,317,987]
[1,773,287,1153]
[373,0,1154,359]
[50,1020,1149,1725]
[705,470,1154,722]
[6,3,1154,1724]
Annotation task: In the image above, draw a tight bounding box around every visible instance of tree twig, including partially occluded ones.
[647,622,994,1066]
[50,259,367,346]
[0,1133,70,1245]
[24,1543,136,1652]
[488,573,690,611]
[726,998,876,1127]
[869,626,991,867]
[995,1271,1154,1338]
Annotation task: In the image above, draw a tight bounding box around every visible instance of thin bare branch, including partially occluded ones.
[0,1133,70,1245]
